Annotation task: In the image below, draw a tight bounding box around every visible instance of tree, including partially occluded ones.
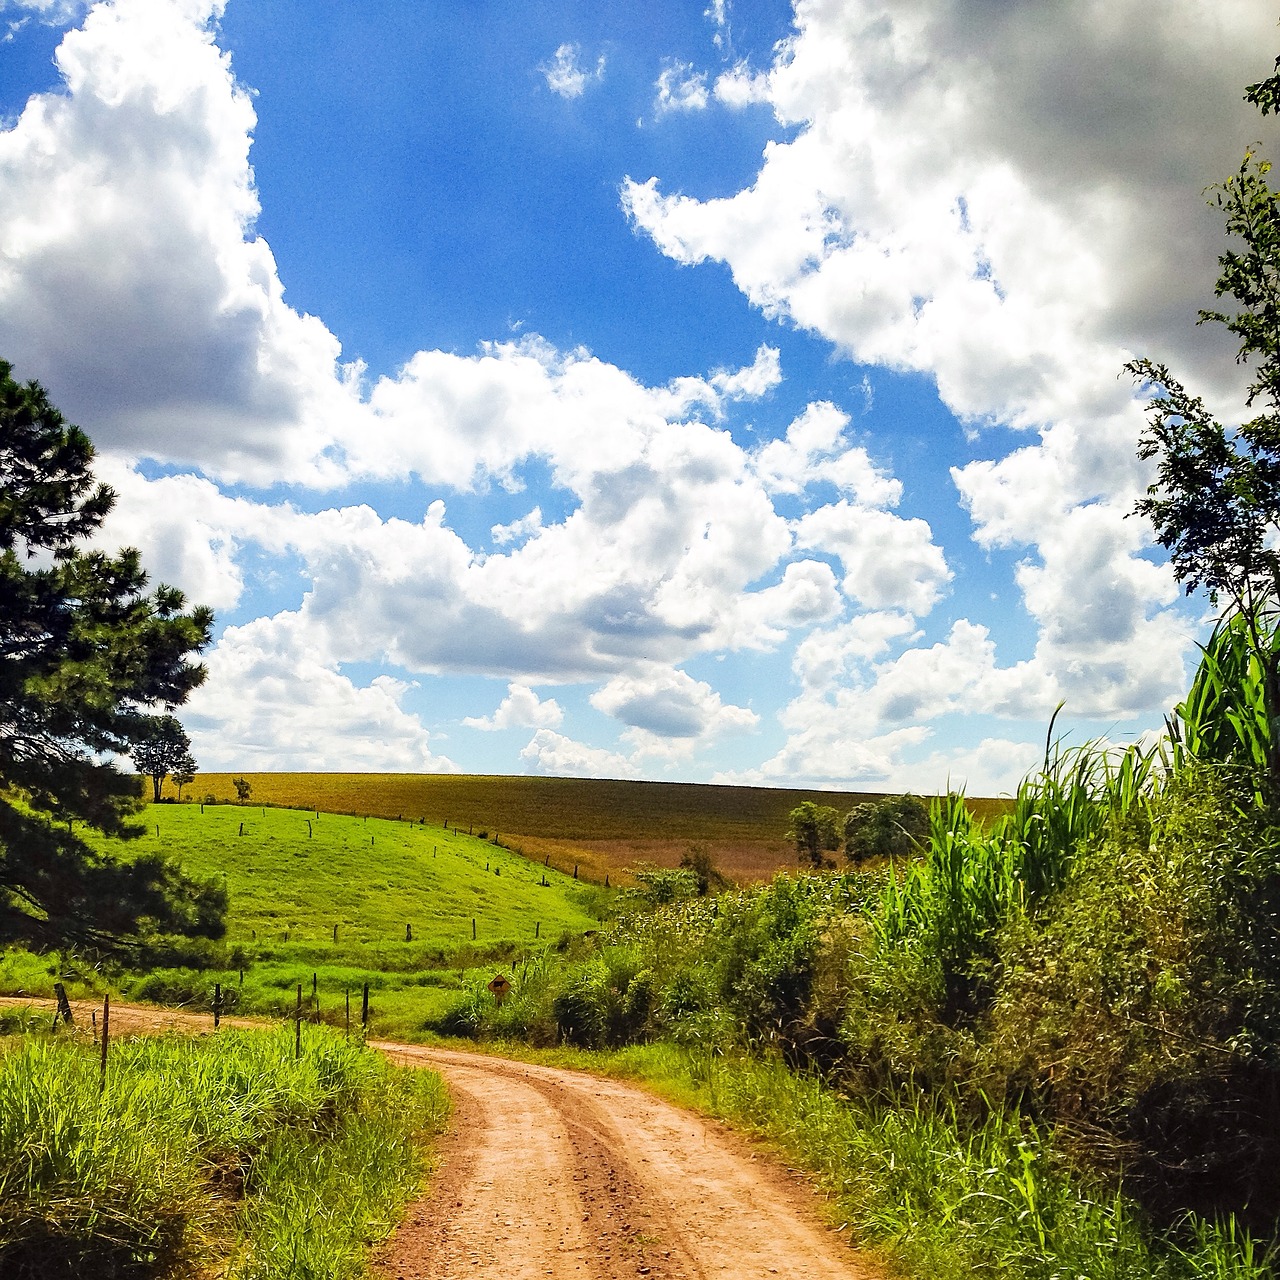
[844,794,929,863]
[787,801,841,869]
[0,361,224,952]
[678,843,732,895]
[172,755,197,802]
[1128,63,1280,795]
[233,777,252,804]
[131,715,195,802]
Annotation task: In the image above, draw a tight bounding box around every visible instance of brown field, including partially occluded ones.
[187,773,1009,884]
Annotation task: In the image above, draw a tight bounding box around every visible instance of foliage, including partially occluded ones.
[678,843,732,894]
[131,716,196,805]
[787,801,841,868]
[843,794,929,863]
[0,362,220,953]
[1128,83,1280,791]
[232,777,251,804]
[0,1025,449,1279]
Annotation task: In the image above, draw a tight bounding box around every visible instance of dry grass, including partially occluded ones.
[186,773,1008,883]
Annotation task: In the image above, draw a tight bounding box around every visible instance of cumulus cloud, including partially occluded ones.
[464,683,564,731]
[590,665,757,739]
[184,615,458,772]
[539,41,605,99]
[519,729,635,778]
[655,58,709,114]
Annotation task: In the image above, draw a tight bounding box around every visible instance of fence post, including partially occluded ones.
[295,984,302,1059]
[99,994,110,1094]
[345,989,351,1039]
[406,923,412,942]
[53,982,73,1026]
[213,982,221,1030]
[472,917,476,941]
[535,921,540,938]
[361,982,369,1029]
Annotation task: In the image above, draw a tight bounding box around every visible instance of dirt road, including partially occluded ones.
[374,1044,879,1280]
[1,998,880,1279]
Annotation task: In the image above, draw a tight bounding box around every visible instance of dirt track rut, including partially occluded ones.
[373,1044,879,1280]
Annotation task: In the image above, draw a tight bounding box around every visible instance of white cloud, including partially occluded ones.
[184,615,458,772]
[539,42,605,99]
[590,664,757,742]
[655,58,709,115]
[714,62,770,108]
[464,683,564,731]
[519,729,635,778]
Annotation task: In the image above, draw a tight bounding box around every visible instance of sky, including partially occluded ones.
[0,0,1276,793]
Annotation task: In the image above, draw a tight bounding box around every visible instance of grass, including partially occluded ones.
[0,804,605,1039]
[134,803,600,952]
[186,774,1011,883]
[0,1023,450,1279]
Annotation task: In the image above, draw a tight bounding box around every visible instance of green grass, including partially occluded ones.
[0,1024,450,1279]
[0,804,604,1038]
[135,803,599,953]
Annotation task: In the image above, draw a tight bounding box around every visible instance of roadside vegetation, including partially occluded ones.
[0,1022,449,1279]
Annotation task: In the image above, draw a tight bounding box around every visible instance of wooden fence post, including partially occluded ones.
[535,921,540,939]
[99,994,110,1094]
[345,989,351,1039]
[53,982,73,1026]
[213,982,222,1030]
[471,918,476,941]
[406,923,412,942]
[361,982,369,1029]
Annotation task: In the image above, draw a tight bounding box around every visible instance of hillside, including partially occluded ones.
[185,773,1006,882]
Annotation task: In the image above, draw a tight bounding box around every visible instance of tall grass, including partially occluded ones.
[588,1043,1273,1280]
[0,1026,449,1279]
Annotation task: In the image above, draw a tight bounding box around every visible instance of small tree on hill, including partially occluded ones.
[844,794,930,863]
[131,715,194,803]
[172,755,197,802]
[233,777,252,804]
[787,802,841,869]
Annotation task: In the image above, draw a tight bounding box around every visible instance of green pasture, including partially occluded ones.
[127,802,599,952]
[0,803,607,1038]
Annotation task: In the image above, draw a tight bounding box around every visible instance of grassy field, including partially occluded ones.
[0,1022,449,1278]
[6,804,606,1038]
[184,773,1008,883]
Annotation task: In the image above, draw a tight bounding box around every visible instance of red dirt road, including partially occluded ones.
[373,1044,881,1280]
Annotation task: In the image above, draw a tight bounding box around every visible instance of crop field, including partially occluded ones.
[187,773,1008,882]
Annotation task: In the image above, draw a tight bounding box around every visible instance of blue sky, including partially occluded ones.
[0,0,1275,790]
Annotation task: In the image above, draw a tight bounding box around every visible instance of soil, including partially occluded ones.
[0,997,884,1280]
[372,1044,882,1280]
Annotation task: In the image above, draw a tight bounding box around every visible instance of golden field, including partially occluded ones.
[187,773,1007,884]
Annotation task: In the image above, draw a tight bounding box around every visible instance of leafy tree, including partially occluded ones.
[1128,66,1280,794]
[233,776,252,804]
[172,755,197,802]
[0,361,224,952]
[787,801,841,869]
[131,714,195,803]
[844,794,929,863]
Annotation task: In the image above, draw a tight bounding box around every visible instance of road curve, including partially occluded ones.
[372,1044,881,1280]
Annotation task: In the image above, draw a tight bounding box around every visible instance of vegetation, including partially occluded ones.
[0,360,221,954]
[0,1023,449,1279]
[187,770,1005,883]
[132,716,197,805]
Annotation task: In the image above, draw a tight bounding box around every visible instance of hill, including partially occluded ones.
[184,773,1005,882]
